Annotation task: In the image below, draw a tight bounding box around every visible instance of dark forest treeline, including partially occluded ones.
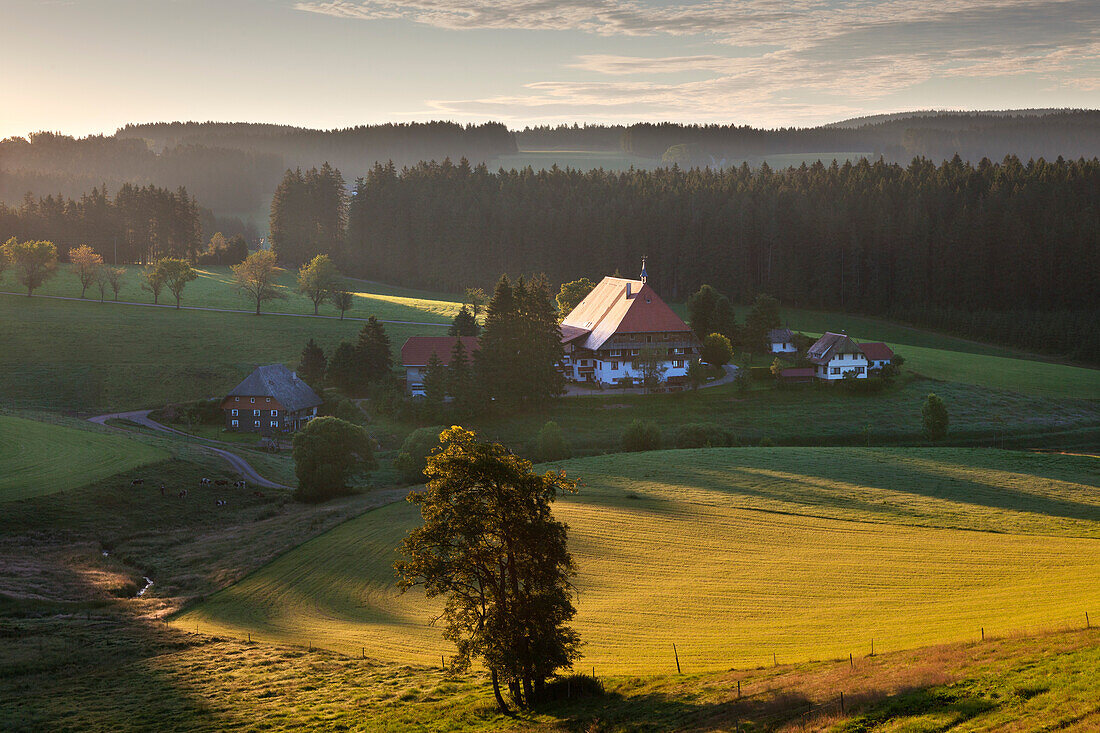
[6,112,1100,222]
[0,184,202,263]
[339,156,1100,362]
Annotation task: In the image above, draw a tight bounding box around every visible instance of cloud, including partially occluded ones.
[296,0,1100,123]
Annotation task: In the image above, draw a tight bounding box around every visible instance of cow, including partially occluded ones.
[177,489,188,498]
[130,478,145,486]
[199,478,212,486]
[234,480,248,489]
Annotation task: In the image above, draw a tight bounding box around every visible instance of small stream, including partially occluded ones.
[136,577,154,597]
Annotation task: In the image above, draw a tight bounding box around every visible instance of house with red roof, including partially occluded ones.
[859,342,895,372]
[400,336,480,396]
[559,261,699,388]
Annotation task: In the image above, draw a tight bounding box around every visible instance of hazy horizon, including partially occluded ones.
[4,0,1099,141]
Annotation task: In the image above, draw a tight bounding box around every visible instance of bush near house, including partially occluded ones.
[622,419,661,452]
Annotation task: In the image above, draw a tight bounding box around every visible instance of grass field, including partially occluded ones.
[7,265,461,324]
[176,447,1100,674]
[0,414,165,501]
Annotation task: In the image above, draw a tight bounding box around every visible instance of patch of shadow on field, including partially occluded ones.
[0,575,235,731]
[675,452,1100,529]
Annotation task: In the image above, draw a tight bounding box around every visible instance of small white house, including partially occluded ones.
[767,328,797,354]
[807,332,869,380]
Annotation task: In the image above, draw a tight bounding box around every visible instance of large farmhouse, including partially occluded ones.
[221,363,322,432]
[401,336,480,396]
[806,332,870,380]
[560,266,699,388]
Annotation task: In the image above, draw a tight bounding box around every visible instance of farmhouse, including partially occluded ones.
[767,328,798,354]
[859,342,895,371]
[221,363,322,432]
[401,336,480,396]
[807,332,870,380]
[560,264,699,388]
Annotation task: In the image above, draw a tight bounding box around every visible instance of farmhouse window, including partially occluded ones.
[266,397,271,402]
[253,420,260,426]
[253,410,260,416]
[231,409,238,416]
[674,360,683,368]
[611,361,619,370]
[234,397,239,402]
[855,366,865,374]
[831,367,841,375]
[231,420,239,427]
[250,398,255,404]
[270,421,278,427]
[271,410,278,416]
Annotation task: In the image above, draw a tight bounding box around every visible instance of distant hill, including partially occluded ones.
[2,112,1098,224]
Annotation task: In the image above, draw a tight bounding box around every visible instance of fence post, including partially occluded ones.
[442,654,445,670]
[773,652,777,667]
[870,638,874,657]
[981,627,984,641]
[849,652,853,668]
[673,643,681,674]
[840,691,844,714]
[737,680,741,698]
[1087,612,1090,629]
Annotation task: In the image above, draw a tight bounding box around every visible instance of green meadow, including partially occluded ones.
[177,448,1100,674]
[0,414,165,501]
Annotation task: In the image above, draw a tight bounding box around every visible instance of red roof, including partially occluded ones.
[859,342,895,361]
[401,336,480,367]
[560,277,693,350]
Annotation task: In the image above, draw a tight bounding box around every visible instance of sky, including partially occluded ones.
[2,0,1099,139]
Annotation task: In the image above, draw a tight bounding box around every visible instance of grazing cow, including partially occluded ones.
[214,479,229,487]
[199,478,212,486]
[234,480,248,489]
[177,489,188,498]
[130,478,144,486]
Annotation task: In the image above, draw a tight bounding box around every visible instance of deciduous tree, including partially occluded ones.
[922,393,949,441]
[156,258,197,309]
[296,254,340,315]
[701,333,733,367]
[330,289,353,319]
[555,277,596,317]
[5,239,58,296]
[68,245,103,298]
[142,263,166,304]
[291,416,376,502]
[232,249,286,315]
[396,427,580,712]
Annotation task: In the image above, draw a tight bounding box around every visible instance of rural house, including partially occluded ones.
[807,332,870,380]
[559,262,699,388]
[401,336,480,396]
[859,342,895,371]
[767,328,798,354]
[221,363,322,432]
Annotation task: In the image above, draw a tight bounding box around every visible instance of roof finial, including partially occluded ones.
[640,256,648,284]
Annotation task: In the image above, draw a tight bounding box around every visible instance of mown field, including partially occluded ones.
[177,447,1100,674]
[0,414,165,501]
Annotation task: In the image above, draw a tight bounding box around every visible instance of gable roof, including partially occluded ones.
[560,277,692,351]
[767,328,794,343]
[859,342,895,361]
[401,336,480,367]
[226,364,322,412]
[806,332,862,365]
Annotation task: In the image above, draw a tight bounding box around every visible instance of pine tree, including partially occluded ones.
[447,338,478,418]
[326,341,359,395]
[475,275,522,407]
[449,306,480,336]
[356,316,393,386]
[422,353,447,416]
[298,338,328,388]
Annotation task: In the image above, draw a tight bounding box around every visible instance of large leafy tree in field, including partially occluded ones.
[296,254,340,315]
[142,263,166,304]
[68,245,103,298]
[396,427,580,713]
[156,258,197,309]
[291,416,376,502]
[743,293,781,355]
[922,393,949,441]
[4,238,58,296]
[232,250,286,315]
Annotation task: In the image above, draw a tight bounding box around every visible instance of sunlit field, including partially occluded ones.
[177,448,1100,674]
[0,414,166,501]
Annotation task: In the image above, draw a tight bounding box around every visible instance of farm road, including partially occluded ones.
[88,410,289,489]
[0,290,451,328]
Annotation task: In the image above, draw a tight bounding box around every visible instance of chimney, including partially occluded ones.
[625,283,631,298]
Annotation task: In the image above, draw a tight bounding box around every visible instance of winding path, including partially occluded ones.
[88,410,289,489]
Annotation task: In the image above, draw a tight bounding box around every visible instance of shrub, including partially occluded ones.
[535,420,571,461]
[622,419,661,452]
[334,398,365,424]
[922,393,949,441]
[700,332,733,366]
[675,423,733,449]
[843,376,888,394]
[393,426,445,483]
[292,417,377,502]
[155,398,222,425]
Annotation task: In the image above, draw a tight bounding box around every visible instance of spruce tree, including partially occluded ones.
[475,275,522,407]
[422,352,447,417]
[447,338,477,418]
[449,306,480,336]
[298,338,328,388]
[356,316,393,386]
[326,341,360,395]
